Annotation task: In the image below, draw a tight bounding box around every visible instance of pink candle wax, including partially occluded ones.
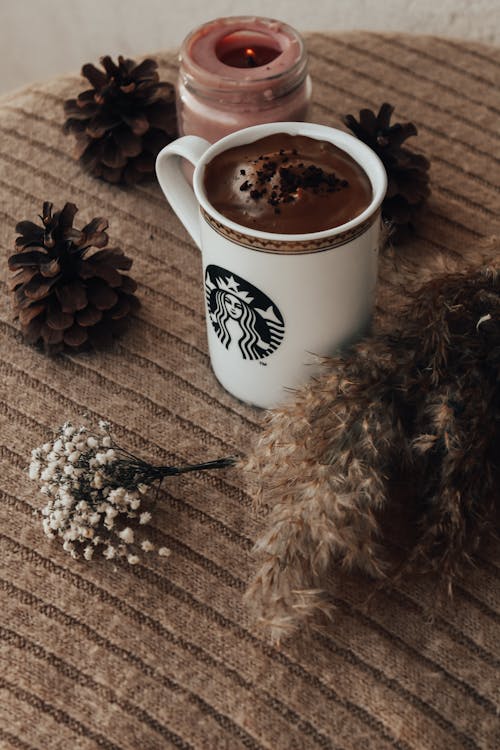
[177,16,312,143]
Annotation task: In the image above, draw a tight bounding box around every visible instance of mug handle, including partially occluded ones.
[155,136,210,250]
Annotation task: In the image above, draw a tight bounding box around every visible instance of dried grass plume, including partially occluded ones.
[242,264,500,642]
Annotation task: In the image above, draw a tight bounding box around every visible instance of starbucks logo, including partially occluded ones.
[205,265,285,361]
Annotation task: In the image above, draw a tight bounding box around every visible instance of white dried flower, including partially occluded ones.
[92,472,104,489]
[158,547,171,557]
[40,467,54,482]
[119,527,134,544]
[109,488,126,504]
[139,512,152,525]
[29,461,41,480]
[141,540,154,552]
[127,555,140,565]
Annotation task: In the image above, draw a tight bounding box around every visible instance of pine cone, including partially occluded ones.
[9,202,139,352]
[343,103,431,243]
[63,56,177,184]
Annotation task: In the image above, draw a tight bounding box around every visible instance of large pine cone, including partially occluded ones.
[63,56,177,184]
[343,103,431,244]
[9,202,139,352]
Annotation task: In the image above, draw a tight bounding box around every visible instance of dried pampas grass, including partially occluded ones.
[242,263,500,642]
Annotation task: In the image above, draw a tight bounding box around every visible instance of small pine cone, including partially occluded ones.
[9,202,140,353]
[343,102,431,243]
[63,55,177,184]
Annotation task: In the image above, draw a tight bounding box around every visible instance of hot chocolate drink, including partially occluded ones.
[203,133,373,234]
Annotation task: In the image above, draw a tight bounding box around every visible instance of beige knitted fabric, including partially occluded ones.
[0,32,499,750]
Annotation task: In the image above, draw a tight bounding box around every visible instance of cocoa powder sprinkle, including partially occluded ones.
[240,151,349,206]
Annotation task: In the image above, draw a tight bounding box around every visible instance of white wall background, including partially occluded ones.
[1,0,499,95]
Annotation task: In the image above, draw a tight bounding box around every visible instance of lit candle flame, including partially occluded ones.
[245,48,257,67]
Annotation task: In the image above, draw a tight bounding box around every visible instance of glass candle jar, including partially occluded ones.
[177,16,312,143]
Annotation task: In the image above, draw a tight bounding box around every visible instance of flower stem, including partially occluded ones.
[158,456,237,477]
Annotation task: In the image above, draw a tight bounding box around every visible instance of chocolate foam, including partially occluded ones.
[203,133,373,234]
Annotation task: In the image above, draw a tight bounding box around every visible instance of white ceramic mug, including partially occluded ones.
[156,122,387,409]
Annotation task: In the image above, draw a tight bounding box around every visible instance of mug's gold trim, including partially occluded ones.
[201,208,380,254]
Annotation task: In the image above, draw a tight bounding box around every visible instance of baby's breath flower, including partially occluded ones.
[119,527,134,544]
[158,547,171,557]
[109,488,126,504]
[40,467,54,482]
[92,472,104,489]
[30,420,234,565]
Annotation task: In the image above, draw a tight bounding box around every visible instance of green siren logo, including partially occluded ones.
[205,265,285,361]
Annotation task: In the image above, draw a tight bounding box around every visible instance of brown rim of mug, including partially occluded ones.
[200,207,380,254]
